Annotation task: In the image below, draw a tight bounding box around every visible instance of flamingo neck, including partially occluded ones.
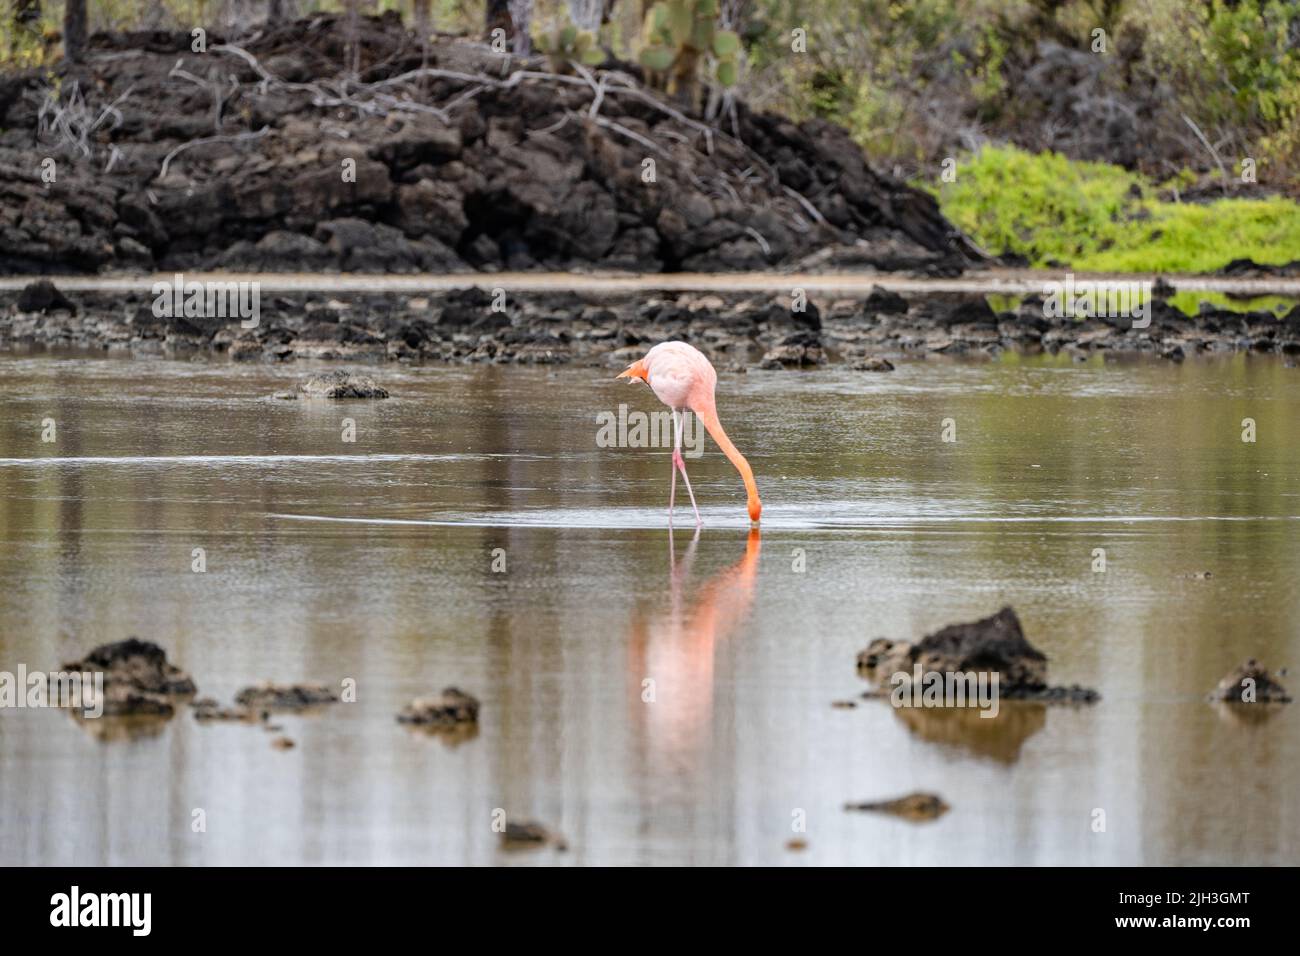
[694,400,762,523]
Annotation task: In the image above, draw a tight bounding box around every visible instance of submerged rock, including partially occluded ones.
[234,682,339,711]
[397,687,480,726]
[845,792,950,821]
[851,355,895,372]
[191,698,265,723]
[857,606,1099,702]
[1208,659,1291,704]
[1016,684,1101,702]
[501,820,567,851]
[193,682,339,725]
[285,370,390,399]
[59,638,196,717]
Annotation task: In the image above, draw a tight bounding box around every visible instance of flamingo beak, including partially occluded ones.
[617,360,648,383]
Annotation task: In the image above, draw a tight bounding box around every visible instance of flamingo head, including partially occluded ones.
[617,359,648,383]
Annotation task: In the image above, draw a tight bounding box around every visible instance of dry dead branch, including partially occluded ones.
[199,42,828,225]
[157,126,271,181]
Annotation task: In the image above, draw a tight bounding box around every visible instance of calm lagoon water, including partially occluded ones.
[0,351,1297,865]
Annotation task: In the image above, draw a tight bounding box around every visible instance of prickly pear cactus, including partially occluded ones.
[535,20,605,73]
[638,0,742,102]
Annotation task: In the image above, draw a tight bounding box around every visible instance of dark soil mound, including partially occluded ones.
[0,12,978,276]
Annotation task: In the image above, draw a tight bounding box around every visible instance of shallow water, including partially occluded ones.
[0,351,1297,865]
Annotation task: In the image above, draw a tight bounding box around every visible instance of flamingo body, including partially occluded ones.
[639,341,716,411]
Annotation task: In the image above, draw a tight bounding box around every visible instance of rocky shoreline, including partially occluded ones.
[5,12,1296,368]
[3,281,1298,367]
[0,13,976,278]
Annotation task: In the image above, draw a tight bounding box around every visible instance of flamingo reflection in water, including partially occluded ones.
[627,528,762,784]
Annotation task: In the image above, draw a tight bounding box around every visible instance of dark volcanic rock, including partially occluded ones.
[396,687,480,726]
[218,231,334,271]
[234,682,340,711]
[0,12,974,277]
[501,819,566,851]
[291,370,390,399]
[760,330,826,368]
[936,296,999,328]
[852,355,894,371]
[72,638,196,694]
[191,698,265,722]
[857,606,1098,702]
[189,697,266,723]
[16,280,75,314]
[1216,258,1300,278]
[4,285,1294,367]
[1208,659,1291,703]
[752,300,821,332]
[1014,684,1102,703]
[863,286,910,315]
[859,606,1046,686]
[60,638,196,716]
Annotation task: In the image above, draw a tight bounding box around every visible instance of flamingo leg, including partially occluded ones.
[672,410,702,527]
[668,445,678,526]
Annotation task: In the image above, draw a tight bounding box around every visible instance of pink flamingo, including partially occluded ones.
[618,341,762,526]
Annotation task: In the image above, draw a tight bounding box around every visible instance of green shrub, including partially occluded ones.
[933,145,1300,272]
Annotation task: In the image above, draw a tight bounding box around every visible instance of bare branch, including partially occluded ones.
[157,126,270,182]
[198,43,831,228]
[1181,112,1229,185]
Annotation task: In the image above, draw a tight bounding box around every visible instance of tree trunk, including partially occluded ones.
[63,0,87,64]
[671,48,699,110]
[485,0,513,42]
[413,0,431,33]
[344,0,360,75]
[413,0,432,83]
[721,0,751,34]
[268,0,298,24]
[507,0,532,55]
